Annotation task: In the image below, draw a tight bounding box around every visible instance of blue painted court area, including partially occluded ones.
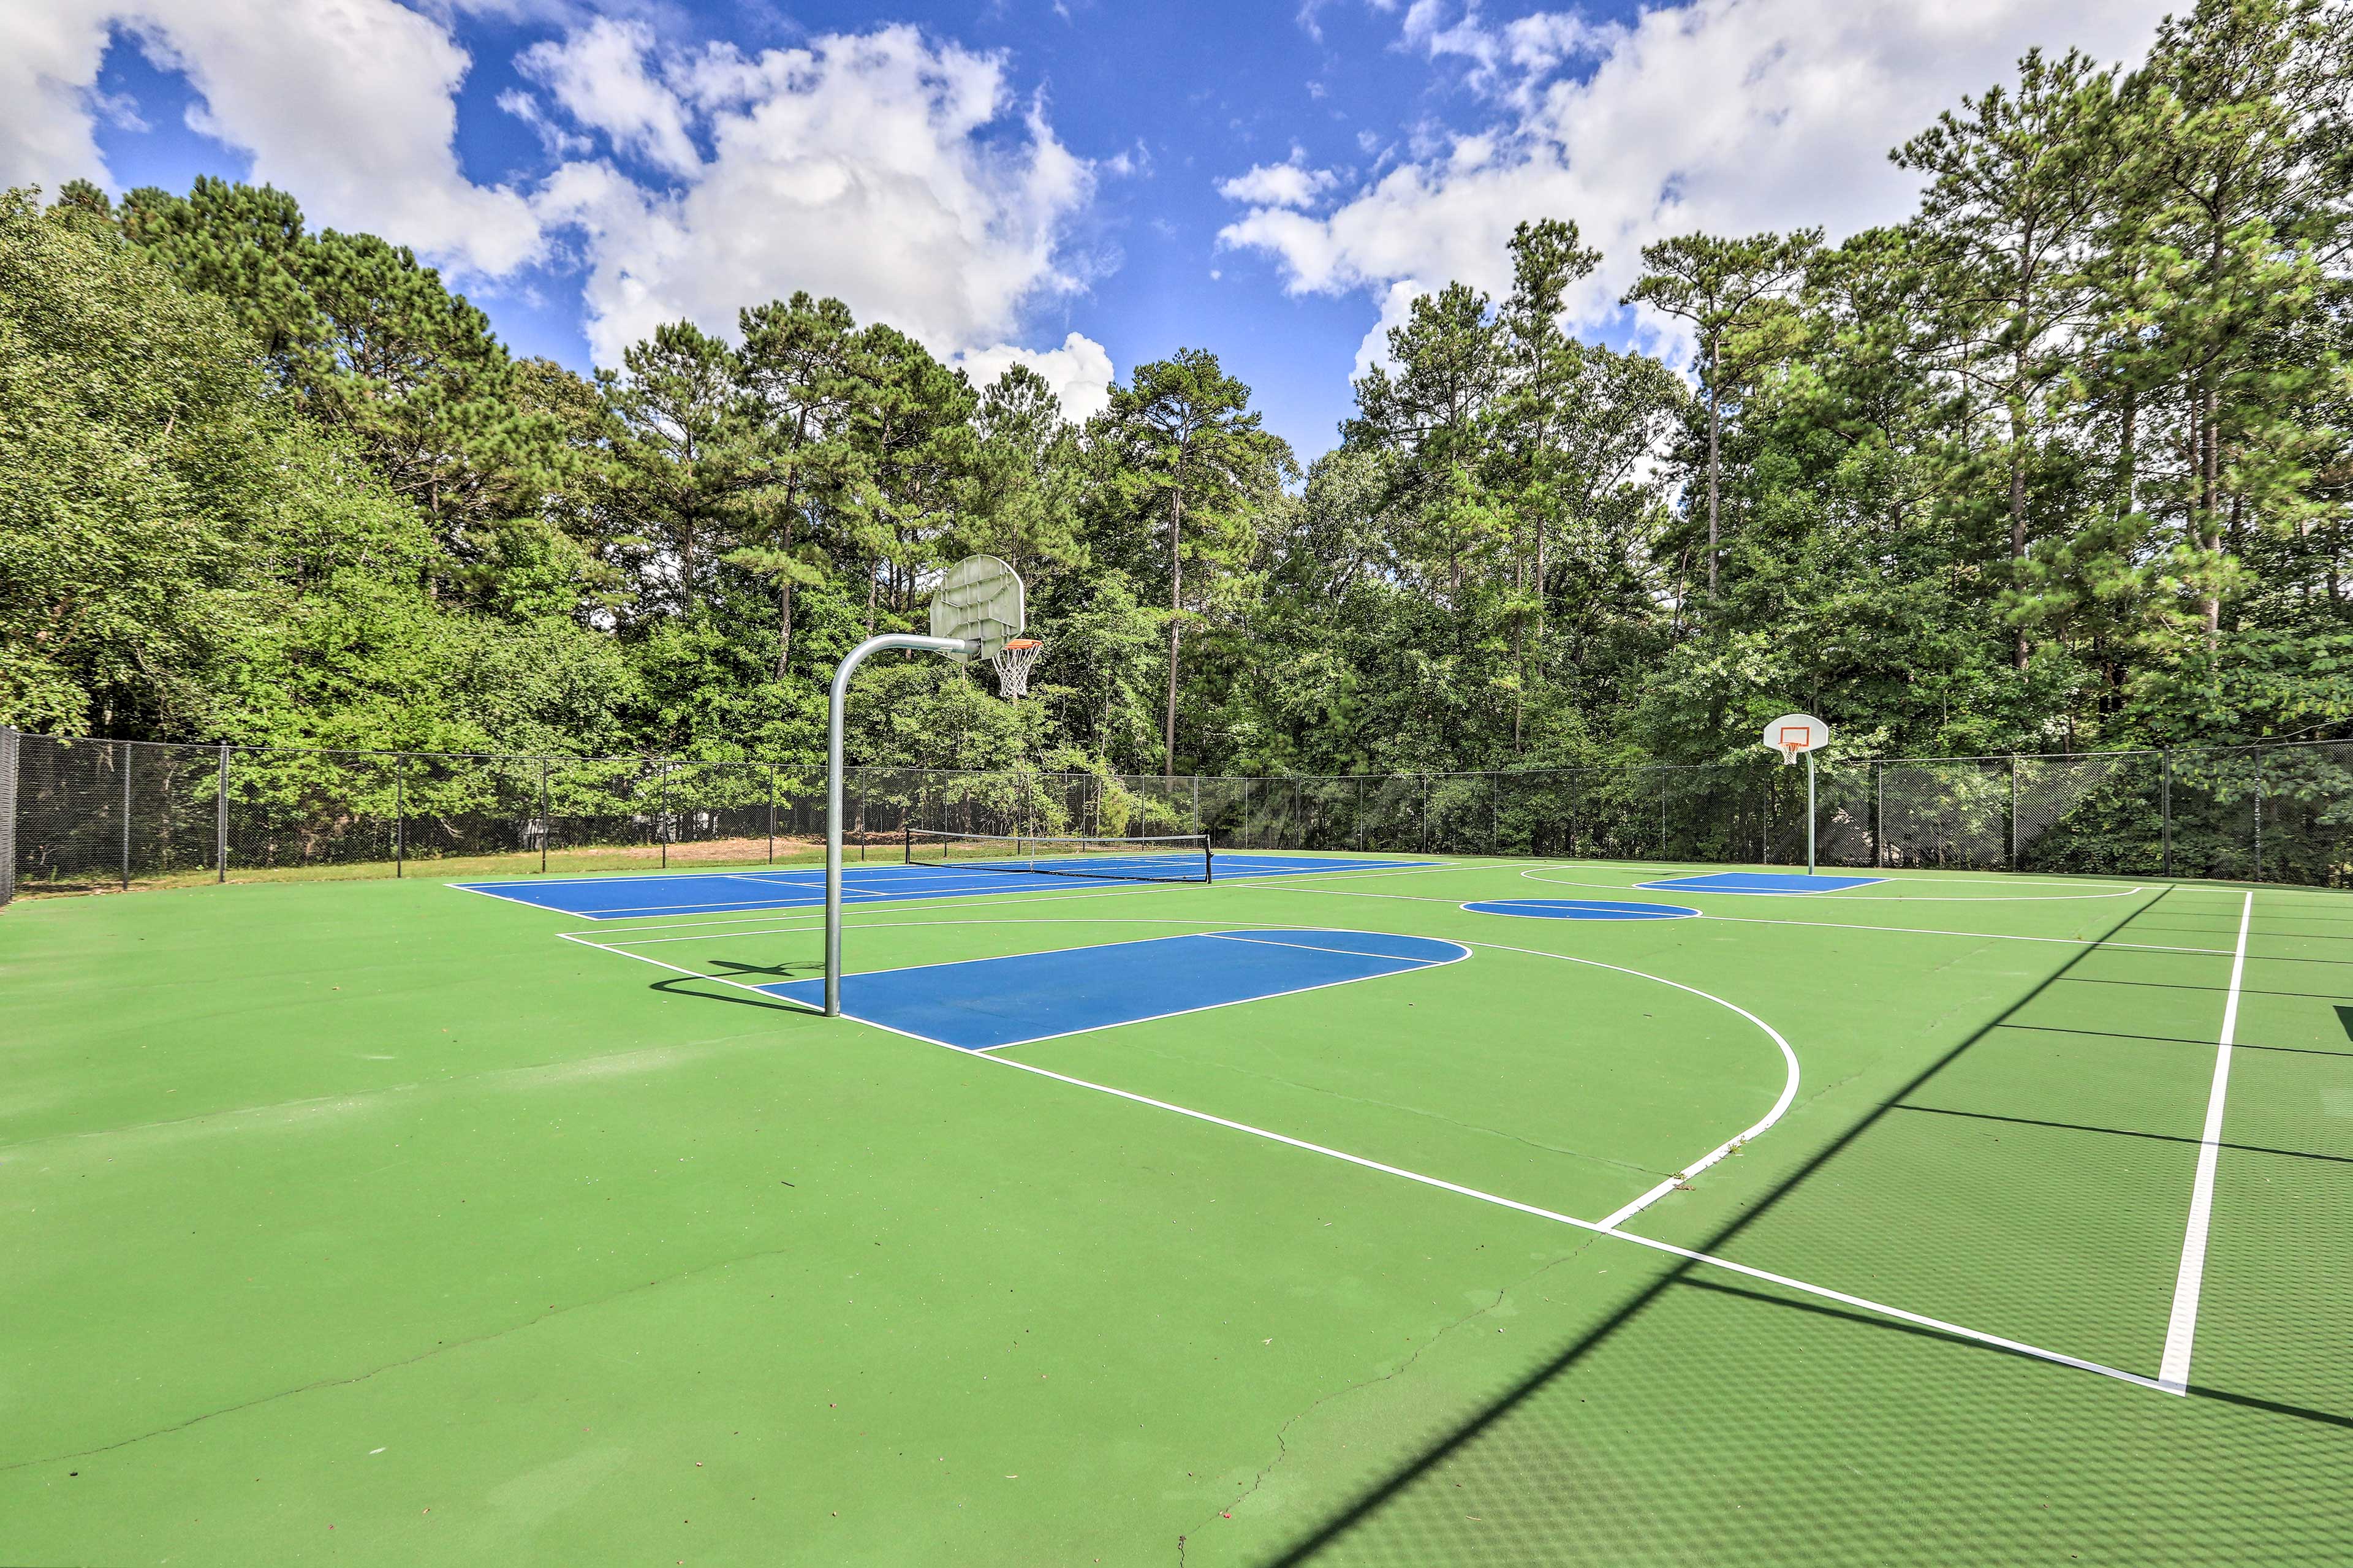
[1635,871,1887,896]
[759,928,1469,1050]
[452,854,1431,920]
[1463,899,1699,922]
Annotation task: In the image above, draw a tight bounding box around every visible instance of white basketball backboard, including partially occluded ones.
[1763,712,1828,765]
[928,555,1025,662]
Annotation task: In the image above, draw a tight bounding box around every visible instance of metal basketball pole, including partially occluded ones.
[1806,750,1817,876]
[825,633,977,1017]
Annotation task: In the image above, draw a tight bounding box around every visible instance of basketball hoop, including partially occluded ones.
[1763,713,1827,767]
[993,638,1042,700]
[1760,711,1830,876]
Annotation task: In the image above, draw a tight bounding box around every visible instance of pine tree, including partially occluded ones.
[1623,230,1817,597]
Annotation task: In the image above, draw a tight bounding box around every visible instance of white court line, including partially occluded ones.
[1639,876,1884,897]
[567,880,1173,939]
[539,876,1058,921]
[447,881,547,912]
[968,939,1475,1053]
[1463,899,1702,922]
[555,931,822,1013]
[1235,876,2219,955]
[458,860,933,890]
[2157,890,2255,1395]
[743,927,1468,1050]
[1511,858,2164,892]
[555,857,1477,939]
[1201,930,1465,965]
[552,911,2164,1392]
[735,928,1477,1055]
[526,857,1426,926]
[591,912,1268,947]
[1529,869,2151,904]
[964,1051,2169,1393]
[582,908,1797,1231]
[1451,939,1802,1230]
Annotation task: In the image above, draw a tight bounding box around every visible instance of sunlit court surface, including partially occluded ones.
[4,850,2349,1566]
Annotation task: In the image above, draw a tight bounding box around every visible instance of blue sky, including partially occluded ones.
[10,0,2173,461]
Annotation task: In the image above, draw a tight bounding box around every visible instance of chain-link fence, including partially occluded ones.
[6,729,2350,903]
[0,726,15,906]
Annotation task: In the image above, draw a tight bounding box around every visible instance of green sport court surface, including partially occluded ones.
[2,852,2347,1565]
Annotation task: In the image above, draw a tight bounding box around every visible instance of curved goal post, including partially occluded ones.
[821,556,1026,1017]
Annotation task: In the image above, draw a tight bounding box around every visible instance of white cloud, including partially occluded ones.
[517,17,701,177]
[496,88,589,158]
[1217,156,1337,210]
[1224,0,2173,366]
[0,5,1103,384]
[528,23,1095,373]
[952,331,1116,420]
[0,0,542,278]
[0,6,118,195]
[1354,278,1425,381]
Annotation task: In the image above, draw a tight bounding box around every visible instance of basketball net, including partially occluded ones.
[993,638,1042,700]
[1775,727,1813,766]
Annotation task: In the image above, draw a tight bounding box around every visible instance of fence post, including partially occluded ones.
[539,758,550,874]
[1490,773,1499,858]
[1420,775,1430,854]
[768,763,778,863]
[1873,760,1884,869]
[0,728,16,909]
[2161,749,2173,878]
[216,744,230,882]
[1659,772,1667,860]
[2254,748,2264,882]
[661,760,670,869]
[2009,754,2021,871]
[121,742,132,890]
[1191,775,1201,836]
[394,756,405,878]
[0,728,15,909]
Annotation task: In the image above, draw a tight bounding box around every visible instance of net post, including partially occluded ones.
[2009,754,2020,871]
[2161,749,2173,877]
[216,743,229,882]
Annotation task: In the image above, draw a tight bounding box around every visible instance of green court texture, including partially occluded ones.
[3,855,2348,1565]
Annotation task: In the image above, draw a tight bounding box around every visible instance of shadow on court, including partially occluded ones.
[1246,885,2353,1566]
[649,951,824,1012]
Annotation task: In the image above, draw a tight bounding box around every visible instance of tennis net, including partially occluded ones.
[904,828,1213,884]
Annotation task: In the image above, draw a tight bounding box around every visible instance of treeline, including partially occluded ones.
[3,0,2348,779]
